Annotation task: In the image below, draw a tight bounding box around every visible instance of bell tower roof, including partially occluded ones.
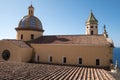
[85,11,98,35]
[86,11,98,24]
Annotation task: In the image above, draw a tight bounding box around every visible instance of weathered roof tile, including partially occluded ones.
[28,35,111,46]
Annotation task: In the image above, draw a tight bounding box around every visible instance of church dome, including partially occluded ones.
[18,15,43,31]
[15,5,44,32]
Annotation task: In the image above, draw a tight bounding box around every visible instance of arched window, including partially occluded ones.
[37,56,39,62]
[91,31,94,35]
[78,58,82,64]
[91,26,93,28]
[35,54,39,62]
[62,57,66,64]
[96,59,100,66]
[31,34,34,39]
[48,56,52,62]
[21,34,23,40]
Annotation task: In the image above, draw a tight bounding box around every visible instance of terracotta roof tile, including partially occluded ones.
[0,62,116,80]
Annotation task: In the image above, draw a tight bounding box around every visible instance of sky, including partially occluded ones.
[0,0,120,47]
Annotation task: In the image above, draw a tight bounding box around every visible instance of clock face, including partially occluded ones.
[2,50,10,60]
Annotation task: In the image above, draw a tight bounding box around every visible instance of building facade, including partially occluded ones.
[0,5,114,67]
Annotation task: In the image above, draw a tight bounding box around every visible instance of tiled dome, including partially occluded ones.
[18,15,43,30]
[15,5,44,32]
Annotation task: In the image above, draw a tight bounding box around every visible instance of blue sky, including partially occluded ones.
[0,0,120,47]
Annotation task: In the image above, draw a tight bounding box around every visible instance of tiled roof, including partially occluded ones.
[86,11,98,23]
[28,35,112,46]
[0,62,115,80]
[2,39,31,48]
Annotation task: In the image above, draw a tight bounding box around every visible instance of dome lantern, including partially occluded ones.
[28,4,34,16]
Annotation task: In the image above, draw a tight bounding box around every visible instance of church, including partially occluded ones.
[0,5,114,67]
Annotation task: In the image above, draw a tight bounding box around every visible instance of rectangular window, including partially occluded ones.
[37,56,39,62]
[35,54,39,63]
[31,34,34,39]
[63,57,66,64]
[96,59,100,66]
[91,31,94,35]
[21,34,23,40]
[78,58,82,64]
[49,56,52,62]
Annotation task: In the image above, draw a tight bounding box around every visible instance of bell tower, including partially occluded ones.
[86,11,98,35]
